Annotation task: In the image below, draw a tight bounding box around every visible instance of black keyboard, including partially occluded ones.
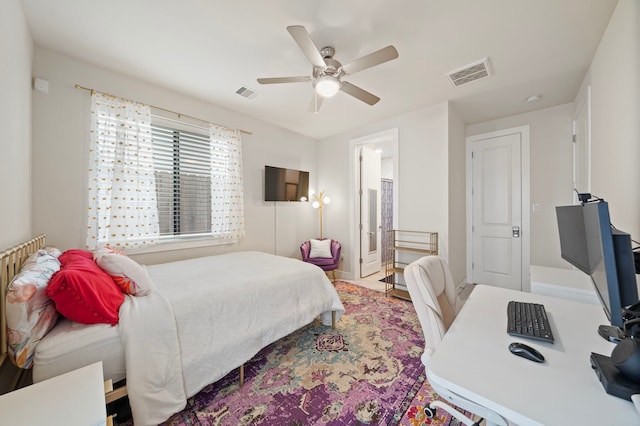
[507,301,555,343]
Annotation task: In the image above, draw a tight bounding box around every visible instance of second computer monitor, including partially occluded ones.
[556,201,638,329]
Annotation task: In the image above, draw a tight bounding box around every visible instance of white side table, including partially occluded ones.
[0,362,108,425]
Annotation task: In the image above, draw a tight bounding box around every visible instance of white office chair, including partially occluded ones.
[405,255,508,426]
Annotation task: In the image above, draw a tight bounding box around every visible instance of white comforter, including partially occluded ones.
[119,251,344,426]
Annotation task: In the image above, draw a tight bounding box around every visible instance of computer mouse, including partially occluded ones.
[508,342,545,363]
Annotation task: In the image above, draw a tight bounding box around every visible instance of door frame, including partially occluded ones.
[465,125,531,292]
[359,146,382,277]
[350,128,399,279]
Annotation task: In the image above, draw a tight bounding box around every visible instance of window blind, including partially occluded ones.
[151,124,212,237]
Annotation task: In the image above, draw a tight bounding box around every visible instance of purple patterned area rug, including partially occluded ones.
[132,281,465,426]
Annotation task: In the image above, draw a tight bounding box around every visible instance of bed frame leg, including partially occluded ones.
[239,364,244,386]
[331,311,336,329]
[104,381,128,404]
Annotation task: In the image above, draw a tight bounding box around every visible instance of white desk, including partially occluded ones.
[0,362,107,425]
[427,285,638,425]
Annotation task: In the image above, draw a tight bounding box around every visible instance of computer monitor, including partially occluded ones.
[556,204,599,275]
[556,201,638,340]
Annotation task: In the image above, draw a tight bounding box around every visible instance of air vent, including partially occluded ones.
[235,86,260,100]
[446,58,492,87]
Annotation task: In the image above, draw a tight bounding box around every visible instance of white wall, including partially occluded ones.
[318,102,451,279]
[588,0,639,241]
[448,0,640,278]
[31,48,319,264]
[467,103,575,269]
[315,1,638,283]
[0,0,33,248]
[381,157,393,180]
[588,0,640,291]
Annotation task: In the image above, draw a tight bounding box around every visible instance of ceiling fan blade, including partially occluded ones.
[286,25,326,68]
[307,91,324,113]
[340,45,399,75]
[257,76,312,85]
[340,82,380,106]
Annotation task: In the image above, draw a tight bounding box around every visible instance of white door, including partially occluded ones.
[469,133,523,291]
[360,146,382,277]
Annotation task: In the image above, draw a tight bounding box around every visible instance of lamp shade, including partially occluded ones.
[315,76,340,97]
[312,200,321,209]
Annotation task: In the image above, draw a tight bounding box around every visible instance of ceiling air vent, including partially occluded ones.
[235,85,260,100]
[446,58,492,87]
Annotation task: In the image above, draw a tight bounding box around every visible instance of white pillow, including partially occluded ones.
[309,239,332,258]
[93,246,153,296]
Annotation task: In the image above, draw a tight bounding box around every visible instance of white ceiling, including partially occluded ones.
[21,0,617,140]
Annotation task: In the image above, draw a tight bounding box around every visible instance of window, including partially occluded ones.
[152,124,212,238]
[87,92,244,250]
[150,116,245,244]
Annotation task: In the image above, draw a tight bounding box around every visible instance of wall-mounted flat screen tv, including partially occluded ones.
[264,165,309,202]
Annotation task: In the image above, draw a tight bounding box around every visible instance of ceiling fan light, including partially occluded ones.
[315,76,340,97]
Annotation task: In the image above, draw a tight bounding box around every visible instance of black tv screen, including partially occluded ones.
[264,165,309,202]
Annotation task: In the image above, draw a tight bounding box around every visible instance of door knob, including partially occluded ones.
[512,226,520,238]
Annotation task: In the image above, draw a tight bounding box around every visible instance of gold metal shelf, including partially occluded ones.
[384,230,438,301]
[389,245,437,254]
[386,288,411,301]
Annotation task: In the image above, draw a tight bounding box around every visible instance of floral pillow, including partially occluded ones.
[22,245,62,268]
[93,246,153,296]
[6,250,60,369]
[40,245,62,259]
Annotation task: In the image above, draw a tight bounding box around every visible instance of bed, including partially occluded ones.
[1,235,345,425]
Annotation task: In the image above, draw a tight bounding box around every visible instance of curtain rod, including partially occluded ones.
[74,84,252,136]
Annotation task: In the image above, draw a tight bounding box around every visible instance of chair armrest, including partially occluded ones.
[300,241,311,261]
[331,241,342,263]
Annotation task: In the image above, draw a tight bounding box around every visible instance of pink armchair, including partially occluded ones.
[300,239,341,282]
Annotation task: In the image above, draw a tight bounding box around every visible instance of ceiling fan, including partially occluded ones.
[257,25,399,112]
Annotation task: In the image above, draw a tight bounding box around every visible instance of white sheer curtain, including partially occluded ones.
[209,125,245,242]
[86,92,160,250]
